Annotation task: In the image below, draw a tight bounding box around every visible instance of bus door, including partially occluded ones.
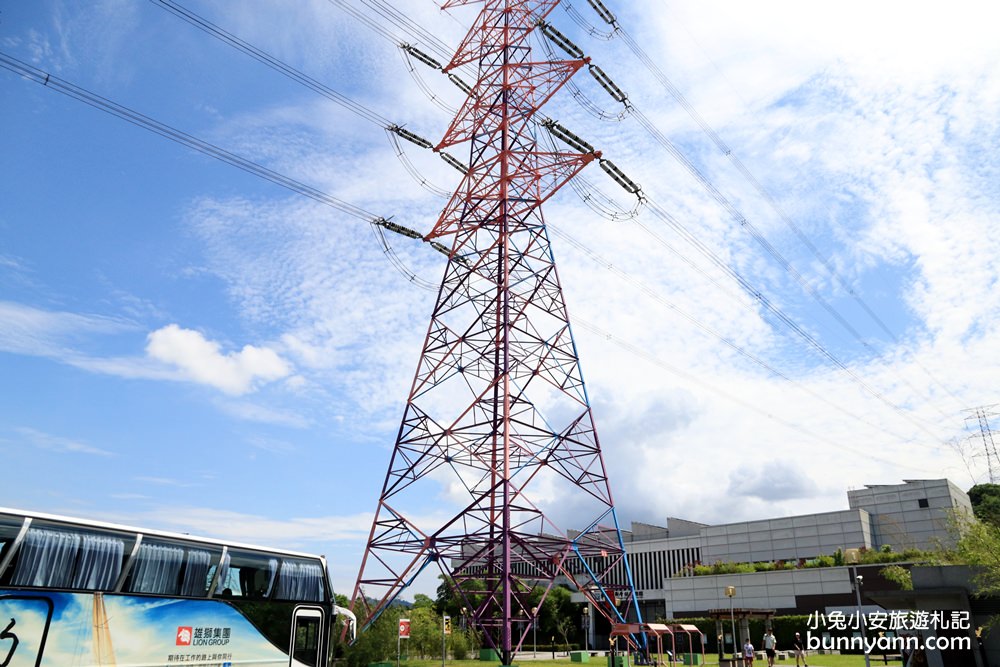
[289,606,325,667]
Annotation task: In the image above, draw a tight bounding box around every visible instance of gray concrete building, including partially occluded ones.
[575,479,972,623]
[847,479,972,551]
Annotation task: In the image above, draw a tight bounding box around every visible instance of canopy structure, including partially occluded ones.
[609,623,705,665]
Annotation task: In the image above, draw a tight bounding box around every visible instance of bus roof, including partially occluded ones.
[0,505,327,561]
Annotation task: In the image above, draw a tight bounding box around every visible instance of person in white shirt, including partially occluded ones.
[743,639,755,666]
[762,630,777,667]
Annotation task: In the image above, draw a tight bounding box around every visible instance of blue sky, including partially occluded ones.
[2,0,1000,598]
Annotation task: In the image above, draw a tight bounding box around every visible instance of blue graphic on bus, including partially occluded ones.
[0,591,290,666]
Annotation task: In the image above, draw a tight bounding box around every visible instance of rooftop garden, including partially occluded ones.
[675,545,933,577]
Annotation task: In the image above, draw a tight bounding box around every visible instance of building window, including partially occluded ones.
[917,498,929,508]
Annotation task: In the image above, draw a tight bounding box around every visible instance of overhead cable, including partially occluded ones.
[579,0,966,413]
[641,194,944,443]
[322,2,952,436]
[547,22,934,394]
[536,30,628,122]
[399,43,457,114]
[562,1,615,41]
[570,315,932,473]
[1,52,376,222]
[152,0,467,195]
[151,0,391,127]
[553,225,918,447]
[0,52,450,285]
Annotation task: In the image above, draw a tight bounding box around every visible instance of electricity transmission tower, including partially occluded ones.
[350,1,641,663]
[965,405,1000,483]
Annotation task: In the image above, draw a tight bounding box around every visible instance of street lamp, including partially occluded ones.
[845,549,872,667]
[582,605,590,652]
[530,606,538,658]
[725,586,737,665]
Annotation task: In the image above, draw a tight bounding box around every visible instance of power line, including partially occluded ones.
[579,0,968,414]
[1,52,376,222]
[151,0,467,200]
[326,3,953,445]
[150,0,964,452]
[641,196,946,443]
[571,315,935,473]
[535,13,963,430]
[157,0,899,443]
[0,51,445,287]
[550,222,920,446]
[152,0,391,126]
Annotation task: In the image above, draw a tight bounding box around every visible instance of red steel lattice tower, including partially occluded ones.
[351,1,641,662]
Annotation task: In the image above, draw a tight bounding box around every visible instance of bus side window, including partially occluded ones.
[126,540,222,597]
[8,527,128,590]
[127,542,184,595]
[274,558,326,602]
[216,550,278,599]
[0,516,25,584]
[180,548,214,596]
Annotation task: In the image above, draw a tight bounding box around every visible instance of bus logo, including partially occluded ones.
[176,627,193,646]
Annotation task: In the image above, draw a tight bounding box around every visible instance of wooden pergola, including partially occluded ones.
[609,623,706,666]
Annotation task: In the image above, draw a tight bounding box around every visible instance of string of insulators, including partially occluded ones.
[374,219,471,266]
[399,43,473,97]
[429,241,452,258]
[374,217,423,240]
[430,240,469,266]
[401,43,442,70]
[439,151,467,173]
[539,21,586,59]
[448,73,473,95]
[389,124,434,150]
[589,64,627,103]
[542,119,596,154]
[599,159,641,194]
[586,0,618,26]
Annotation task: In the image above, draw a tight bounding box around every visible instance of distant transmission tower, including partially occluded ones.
[350,1,641,663]
[965,405,1000,483]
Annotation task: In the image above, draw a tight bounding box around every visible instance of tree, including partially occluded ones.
[343,608,400,667]
[948,513,1000,628]
[539,585,578,646]
[412,593,436,610]
[408,605,441,658]
[954,518,1000,596]
[879,564,913,590]
[435,575,487,619]
[968,483,1000,528]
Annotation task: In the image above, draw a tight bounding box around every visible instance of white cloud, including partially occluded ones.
[93,505,373,549]
[0,300,134,356]
[15,426,115,457]
[0,302,294,397]
[213,397,310,428]
[145,323,292,395]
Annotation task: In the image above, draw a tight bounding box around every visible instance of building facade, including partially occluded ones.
[574,479,971,624]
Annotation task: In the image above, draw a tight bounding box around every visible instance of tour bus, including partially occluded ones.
[0,506,348,667]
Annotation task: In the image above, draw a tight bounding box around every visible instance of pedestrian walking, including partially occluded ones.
[792,632,807,667]
[762,630,777,667]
